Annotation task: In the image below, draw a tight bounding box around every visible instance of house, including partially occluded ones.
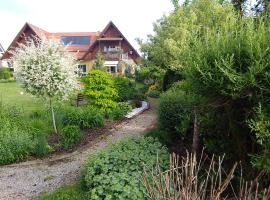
[1,21,140,75]
[0,43,5,68]
[0,43,12,69]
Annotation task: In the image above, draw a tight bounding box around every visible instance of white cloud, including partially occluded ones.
[0,0,174,50]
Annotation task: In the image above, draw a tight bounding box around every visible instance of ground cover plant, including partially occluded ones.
[82,136,168,200]
[38,136,169,200]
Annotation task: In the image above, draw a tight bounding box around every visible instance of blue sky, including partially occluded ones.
[0,0,174,50]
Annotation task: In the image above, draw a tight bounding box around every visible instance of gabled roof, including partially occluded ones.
[82,21,140,60]
[2,21,140,61]
[2,23,38,59]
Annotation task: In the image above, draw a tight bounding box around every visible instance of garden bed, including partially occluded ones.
[48,118,129,154]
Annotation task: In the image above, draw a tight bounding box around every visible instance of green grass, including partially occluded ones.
[0,82,43,113]
[38,183,88,200]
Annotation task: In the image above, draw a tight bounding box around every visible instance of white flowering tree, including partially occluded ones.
[12,38,78,133]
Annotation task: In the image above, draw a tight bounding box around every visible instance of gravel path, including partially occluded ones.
[0,100,157,200]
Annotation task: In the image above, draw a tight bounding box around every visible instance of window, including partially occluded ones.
[107,66,116,74]
[61,36,90,45]
[78,64,87,76]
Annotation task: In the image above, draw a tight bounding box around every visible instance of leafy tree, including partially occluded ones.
[12,38,78,133]
[141,0,270,176]
[92,51,106,71]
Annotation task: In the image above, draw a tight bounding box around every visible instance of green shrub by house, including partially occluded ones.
[114,76,134,101]
[82,136,168,200]
[83,70,118,112]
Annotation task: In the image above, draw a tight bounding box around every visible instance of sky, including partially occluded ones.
[0,0,174,51]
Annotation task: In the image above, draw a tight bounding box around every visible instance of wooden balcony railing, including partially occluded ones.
[104,53,120,60]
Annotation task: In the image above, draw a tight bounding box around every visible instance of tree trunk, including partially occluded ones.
[49,99,57,134]
[192,106,200,154]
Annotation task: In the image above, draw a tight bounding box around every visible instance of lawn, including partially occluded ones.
[0,82,43,113]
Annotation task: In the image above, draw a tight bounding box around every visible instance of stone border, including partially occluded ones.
[125,101,149,119]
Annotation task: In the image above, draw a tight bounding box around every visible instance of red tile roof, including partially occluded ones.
[49,32,99,58]
[2,22,140,61]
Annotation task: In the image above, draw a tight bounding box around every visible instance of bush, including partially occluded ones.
[147,90,160,98]
[114,76,134,101]
[145,128,174,146]
[60,125,82,149]
[135,66,165,86]
[62,106,104,129]
[83,70,118,112]
[108,102,132,119]
[0,68,12,80]
[82,136,168,200]
[0,120,34,165]
[34,132,52,157]
[148,83,161,92]
[158,90,195,135]
[0,105,35,164]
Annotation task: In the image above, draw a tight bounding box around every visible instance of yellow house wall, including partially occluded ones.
[79,60,94,73]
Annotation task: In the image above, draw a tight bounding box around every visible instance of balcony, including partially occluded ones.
[103,52,129,61]
[104,53,120,60]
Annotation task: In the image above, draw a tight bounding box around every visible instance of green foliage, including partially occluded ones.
[135,66,165,87]
[34,132,52,157]
[108,102,132,119]
[147,90,160,98]
[114,76,135,101]
[60,125,82,149]
[145,128,173,146]
[0,106,34,164]
[140,0,236,72]
[82,136,168,200]
[158,90,195,136]
[38,183,88,200]
[0,68,12,80]
[61,106,104,129]
[162,69,182,91]
[83,70,118,112]
[0,123,34,165]
[92,51,106,71]
[248,104,270,171]
[142,0,270,178]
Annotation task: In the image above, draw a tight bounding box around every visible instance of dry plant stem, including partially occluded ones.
[192,106,200,154]
[142,152,270,200]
